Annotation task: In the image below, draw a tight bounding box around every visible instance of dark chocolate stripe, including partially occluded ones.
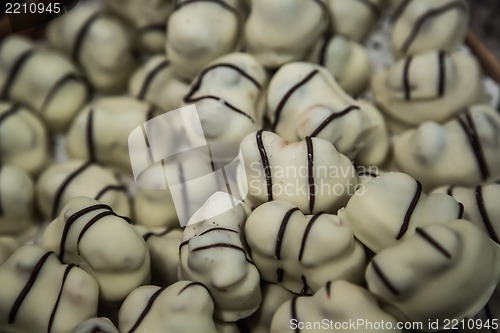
[186,63,261,93]
[298,212,324,261]
[76,210,115,254]
[137,59,169,99]
[177,281,209,295]
[403,56,413,101]
[396,180,422,240]
[184,95,254,122]
[415,227,452,259]
[305,137,315,214]
[299,275,309,295]
[371,260,400,296]
[437,50,446,97]
[178,239,189,251]
[0,104,21,125]
[457,202,464,219]
[290,297,300,333]
[318,34,333,66]
[458,112,490,180]
[447,186,455,196]
[51,162,92,219]
[392,0,413,23]
[0,48,37,99]
[59,204,112,261]
[275,208,300,260]
[94,184,127,200]
[9,252,53,323]
[40,73,85,113]
[325,281,332,299]
[143,227,174,241]
[127,287,166,333]
[191,243,246,254]
[355,0,382,17]
[47,264,75,333]
[72,13,102,63]
[277,268,284,282]
[400,1,468,54]
[310,105,360,137]
[199,227,239,236]
[475,186,499,243]
[174,0,239,15]
[86,109,96,162]
[256,130,273,202]
[356,169,379,178]
[271,69,319,131]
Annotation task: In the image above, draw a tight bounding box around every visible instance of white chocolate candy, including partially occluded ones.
[166,0,243,80]
[366,220,500,329]
[119,281,219,333]
[72,317,119,333]
[181,53,268,144]
[391,0,469,58]
[246,200,366,294]
[372,50,484,126]
[0,237,19,266]
[339,172,464,253]
[36,160,131,221]
[0,36,90,132]
[179,192,261,322]
[394,105,500,189]
[129,55,189,114]
[41,197,150,302]
[266,63,389,166]
[47,3,138,93]
[0,245,99,333]
[238,130,357,214]
[271,280,402,333]
[0,102,51,176]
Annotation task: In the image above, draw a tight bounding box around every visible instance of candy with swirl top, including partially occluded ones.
[46,3,138,94]
[41,197,150,302]
[366,220,500,328]
[391,0,469,58]
[36,160,131,221]
[118,281,219,333]
[394,104,500,189]
[179,192,261,322]
[371,50,484,126]
[244,0,329,69]
[166,0,243,80]
[339,172,464,252]
[72,317,118,333]
[0,36,90,132]
[238,130,357,214]
[245,200,365,294]
[0,245,99,333]
[271,280,402,333]
[0,102,51,176]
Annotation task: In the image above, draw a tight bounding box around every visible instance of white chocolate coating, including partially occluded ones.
[244,0,328,68]
[67,97,153,174]
[41,197,150,302]
[36,160,131,221]
[271,280,402,333]
[246,200,366,294]
[0,237,19,266]
[0,102,51,176]
[366,220,500,328]
[339,172,464,253]
[166,0,242,80]
[391,0,469,58]
[394,105,500,189]
[129,55,189,114]
[179,192,261,322]
[72,317,118,333]
[238,130,357,214]
[119,281,219,333]
[0,245,99,333]
[0,36,90,132]
[372,50,484,126]
[46,4,137,93]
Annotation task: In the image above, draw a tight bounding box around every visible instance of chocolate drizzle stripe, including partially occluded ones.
[271,69,319,131]
[356,170,379,178]
[457,202,464,219]
[447,186,455,196]
[0,104,21,133]
[94,184,127,200]
[47,264,75,333]
[0,48,37,99]
[310,105,360,137]
[276,268,284,283]
[475,186,499,243]
[143,228,175,241]
[355,0,382,17]
[191,243,246,254]
[403,56,413,101]
[178,239,189,251]
[174,0,239,15]
[325,281,332,299]
[299,275,309,295]
[290,297,300,333]
[59,204,112,261]
[127,287,166,333]
[392,0,413,23]
[184,95,254,122]
[400,1,468,54]
[396,180,422,240]
[138,59,169,99]
[177,281,209,295]
[199,227,239,236]
[9,252,54,323]
[76,211,115,254]
[318,34,333,66]
[415,227,452,259]
[275,208,300,260]
[371,260,400,296]
[72,13,102,63]
[51,162,92,219]
[305,137,315,214]
[146,105,156,121]
[40,73,83,113]
[437,51,446,97]
[458,112,490,180]
[86,109,96,162]
[256,130,273,201]
[298,212,324,261]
